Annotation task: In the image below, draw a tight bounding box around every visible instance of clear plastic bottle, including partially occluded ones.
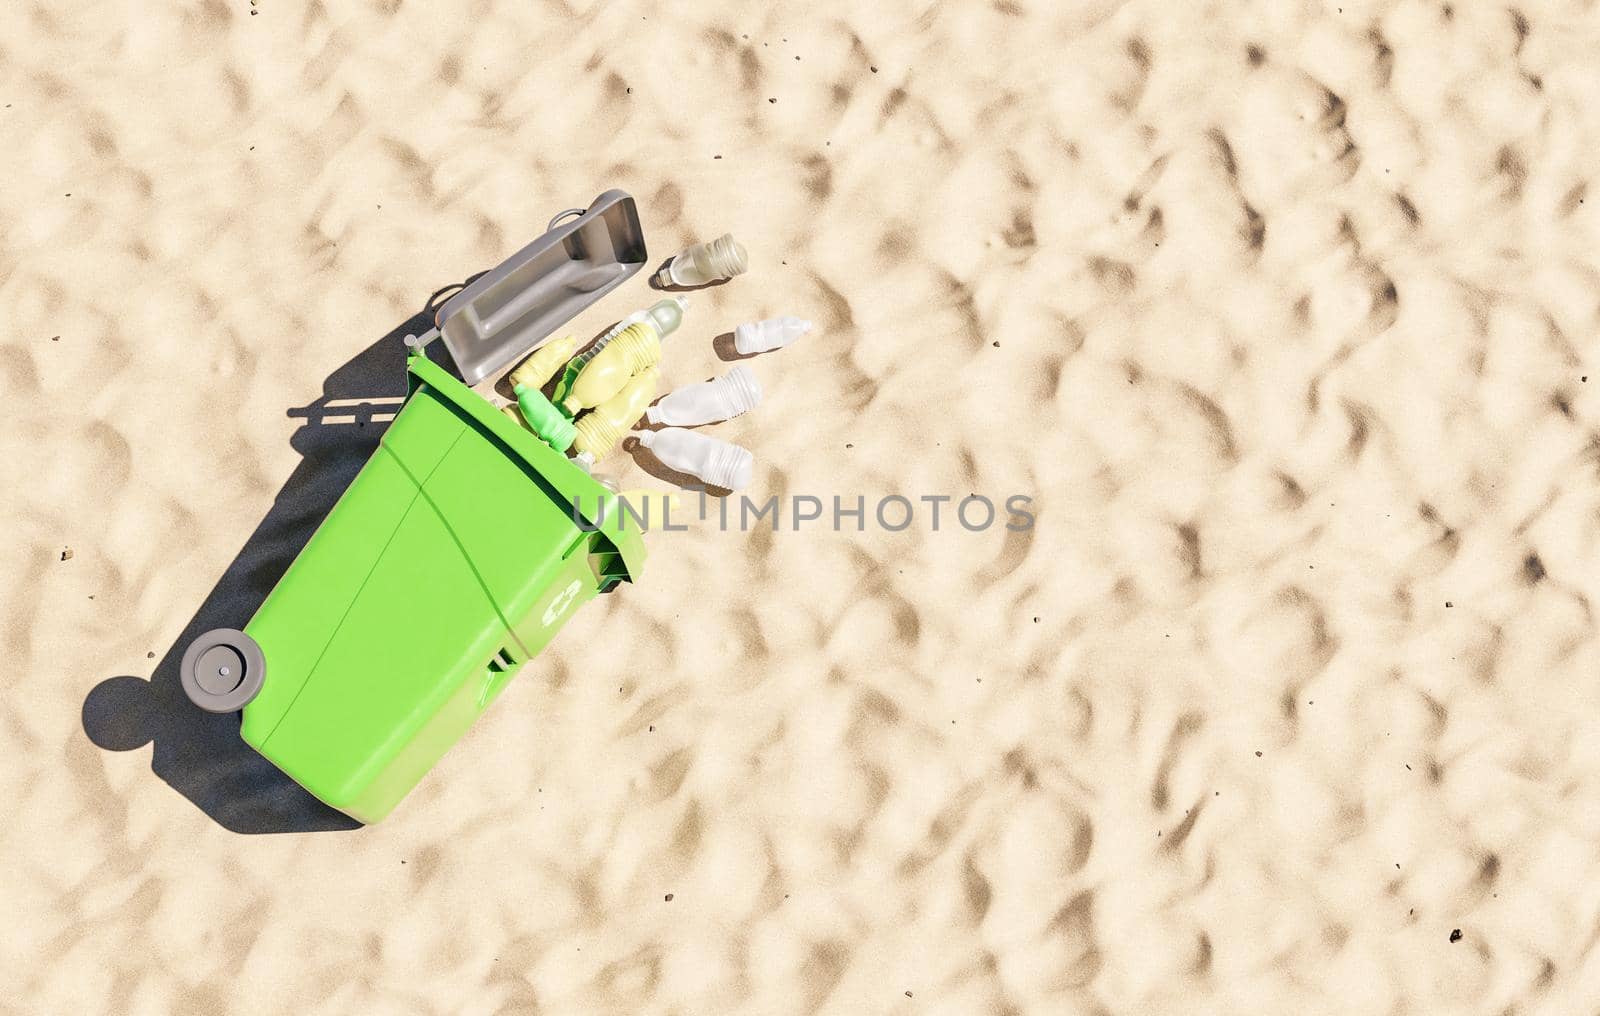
[636,428,754,491]
[644,365,762,426]
[654,234,748,287]
[572,367,659,461]
[734,316,811,355]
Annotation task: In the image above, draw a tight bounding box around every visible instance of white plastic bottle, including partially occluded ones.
[636,428,754,491]
[644,366,763,427]
[655,234,748,287]
[734,316,811,355]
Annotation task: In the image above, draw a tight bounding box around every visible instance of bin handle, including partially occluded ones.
[548,207,587,231]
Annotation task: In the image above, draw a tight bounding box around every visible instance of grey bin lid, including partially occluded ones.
[433,190,648,386]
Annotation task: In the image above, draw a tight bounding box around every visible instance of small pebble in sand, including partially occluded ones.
[1449,929,1462,942]
[714,155,722,159]
[1255,750,1263,757]
[993,341,1000,347]
[60,548,72,561]
[905,991,913,998]
[51,335,59,341]
[1445,601,1453,608]
[147,651,155,659]
[768,97,777,103]
[664,893,673,901]
[871,66,879,73]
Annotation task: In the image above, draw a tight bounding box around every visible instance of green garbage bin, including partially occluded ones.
[178,192,652,823]
[182,351,645,823]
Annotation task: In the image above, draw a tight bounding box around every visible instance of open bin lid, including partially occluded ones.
[433,190,647,385]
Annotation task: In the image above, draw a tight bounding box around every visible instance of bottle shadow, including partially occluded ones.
[710,331,759,362]
[81,281,476,834]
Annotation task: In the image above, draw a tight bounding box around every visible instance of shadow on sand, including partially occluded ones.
[81,281,476,834]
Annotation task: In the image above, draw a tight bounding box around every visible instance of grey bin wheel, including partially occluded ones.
[180,628,266,713]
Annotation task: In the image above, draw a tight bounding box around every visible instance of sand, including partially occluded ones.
[6,0,1600,1011]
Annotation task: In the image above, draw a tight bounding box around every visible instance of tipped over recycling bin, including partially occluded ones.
[179,192,651,824]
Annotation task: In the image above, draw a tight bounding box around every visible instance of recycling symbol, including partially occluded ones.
[542,579,583,627]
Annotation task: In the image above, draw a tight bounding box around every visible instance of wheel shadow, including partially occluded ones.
[81,280,476,834]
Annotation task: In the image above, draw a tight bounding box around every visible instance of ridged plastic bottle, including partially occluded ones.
[563,324,658,413]
[734,316,811,355]
[636,428,754,491]
[572,367,659,461]
[558,297,687,413]
[644,366,762,426]
[654,234,748,287]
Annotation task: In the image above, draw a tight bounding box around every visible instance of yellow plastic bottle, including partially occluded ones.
[508,334,577,392]
[588,474,682,533]
[614,489,683,531]
[562,323,663,414]
[572,367,659,461]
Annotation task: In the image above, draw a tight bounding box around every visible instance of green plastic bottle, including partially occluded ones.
[515,384,576,452]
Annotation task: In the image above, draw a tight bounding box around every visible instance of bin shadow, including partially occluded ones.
[81,281,477,834]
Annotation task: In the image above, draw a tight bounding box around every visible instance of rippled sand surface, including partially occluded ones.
[8,1,1600,1012]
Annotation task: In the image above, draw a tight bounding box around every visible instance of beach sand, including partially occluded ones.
[6,0,1600,1011]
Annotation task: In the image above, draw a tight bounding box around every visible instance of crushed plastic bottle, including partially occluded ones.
[654,233,748,288]
[508,333,577,392]
[644,365,762,426]
[636,427,754,491]
[734,316,811,355]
